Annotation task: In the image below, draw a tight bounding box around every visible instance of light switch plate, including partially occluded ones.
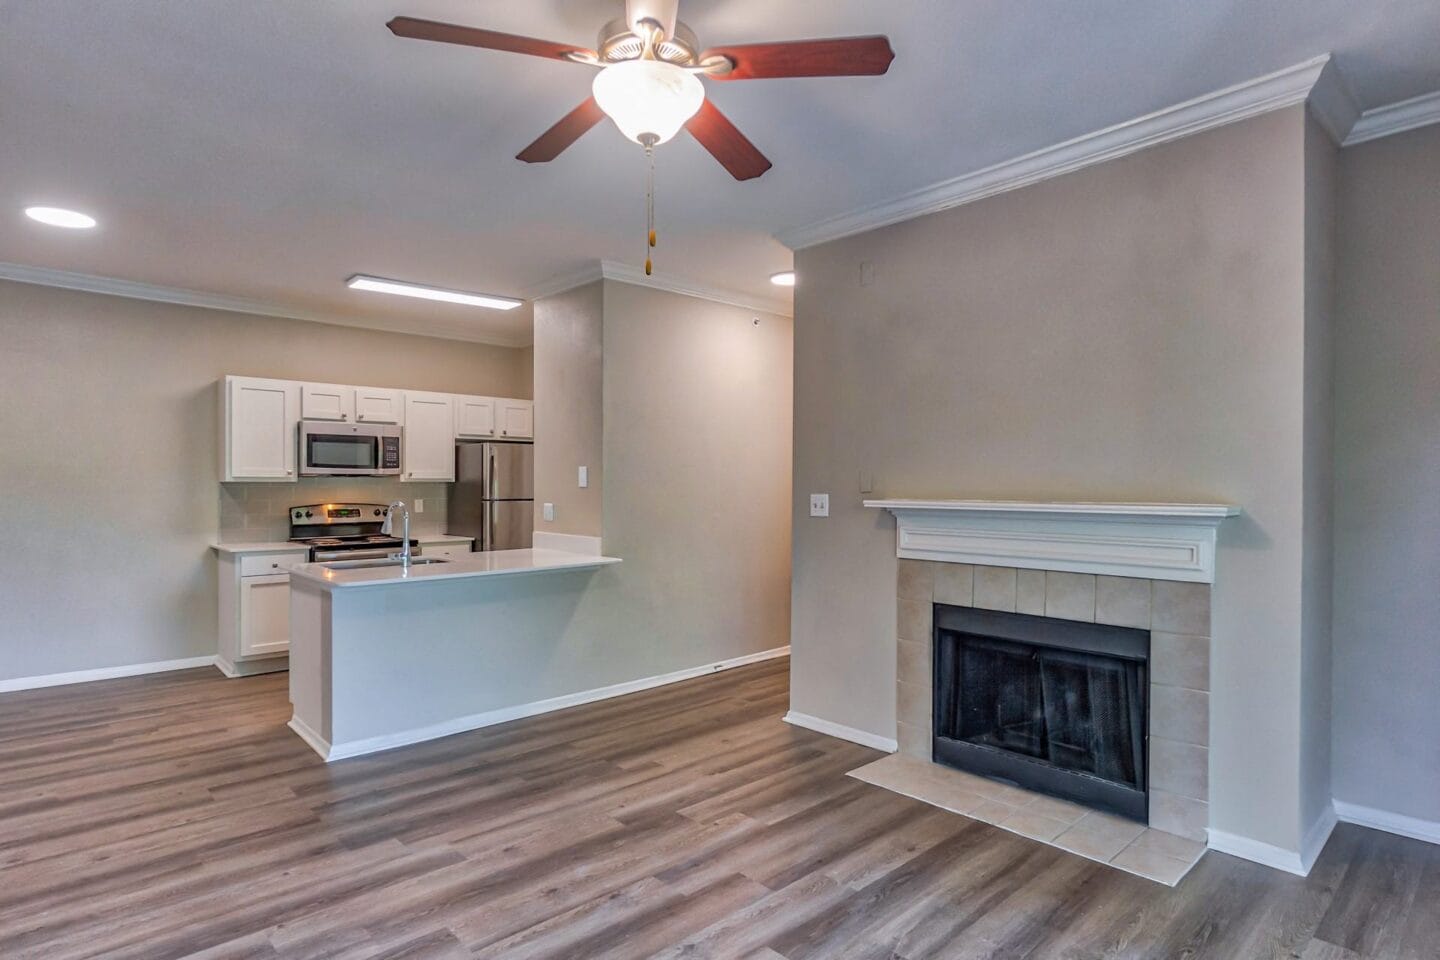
[543,502,555,522]
[809,493,830,517]
[414,499,425,513]
[578,466,588,488]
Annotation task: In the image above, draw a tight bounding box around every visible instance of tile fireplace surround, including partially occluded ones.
[857,500,1240,885]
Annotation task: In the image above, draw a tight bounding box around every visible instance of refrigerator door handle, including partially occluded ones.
[489,447,498,501]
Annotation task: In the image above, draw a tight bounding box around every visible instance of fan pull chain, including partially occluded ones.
[644,141,656,276]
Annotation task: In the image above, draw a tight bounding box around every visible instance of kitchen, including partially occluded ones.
[210,372,624,757]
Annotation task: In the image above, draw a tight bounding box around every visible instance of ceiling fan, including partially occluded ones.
[388,0,895,273]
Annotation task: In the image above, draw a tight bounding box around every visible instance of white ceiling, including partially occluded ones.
[2,0,1438,345]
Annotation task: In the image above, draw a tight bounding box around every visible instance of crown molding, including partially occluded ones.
[1307,58,1362,144]
[776,55,1335,251]
[1344,88,1440,146]
[598,260,793,317]
[0,261,532,348]
[521,262,605,301]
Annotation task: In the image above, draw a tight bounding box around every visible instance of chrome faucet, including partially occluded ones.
[380,500,413,566]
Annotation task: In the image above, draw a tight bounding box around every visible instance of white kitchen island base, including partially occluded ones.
[287,548,623,761]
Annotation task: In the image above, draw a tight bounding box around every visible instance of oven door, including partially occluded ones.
[298,421,401,476]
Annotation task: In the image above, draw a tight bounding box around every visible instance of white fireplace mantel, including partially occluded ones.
[864,499,1242,583]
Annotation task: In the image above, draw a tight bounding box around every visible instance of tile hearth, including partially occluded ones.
[849,754,1206,885]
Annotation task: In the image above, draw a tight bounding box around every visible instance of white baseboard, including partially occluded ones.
[783,711,899,753]
[0,655,218,693]
[306,645,791,762]
[1300,803,1340,875]
[531,531,603,556]
[1208,803,1337,877]
[287,716,333,759]
[1335,800,1440,845]
[215,655,288,679]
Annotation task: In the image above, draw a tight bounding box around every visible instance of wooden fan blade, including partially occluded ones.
[685,100,772,181]
[516,98,607,163]
[702,36,895,81]
[387,16,596,63]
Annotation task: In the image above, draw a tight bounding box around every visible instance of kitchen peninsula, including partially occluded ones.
[286,548,620,760]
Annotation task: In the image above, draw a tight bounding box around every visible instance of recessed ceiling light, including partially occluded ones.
[770,271,796,287]
[25,206,97,229]
[346,275,523,311]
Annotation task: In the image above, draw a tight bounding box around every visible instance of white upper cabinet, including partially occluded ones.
[224,376,299,481]
[497,399,534,439]
[355,387,403,424]
[454,395,497,439]
[301,383,354,422]
[402,391,456,481]
[221,376,528,485]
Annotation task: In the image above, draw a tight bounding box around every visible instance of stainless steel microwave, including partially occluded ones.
[298,420,402,476]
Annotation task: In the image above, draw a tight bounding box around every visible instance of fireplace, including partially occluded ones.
[932,604,1150,821]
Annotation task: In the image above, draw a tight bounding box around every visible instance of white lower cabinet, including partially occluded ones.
[216,548,307,676]
[239,574,291,657]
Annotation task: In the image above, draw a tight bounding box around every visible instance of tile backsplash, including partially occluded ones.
[220,479,451,542]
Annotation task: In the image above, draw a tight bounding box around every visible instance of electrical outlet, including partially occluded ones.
[809,493,830,517]
[413,498,424,513]
[578,465,588,488]
[860,261,875,286]
[543,502,555,522]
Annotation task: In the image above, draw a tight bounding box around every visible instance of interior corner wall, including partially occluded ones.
[523,280,794,696]
[1299,112,1338,841]
[0,280,532,683]
[596,280,794,669]
[790,106,1315,855]
[1332,123,1440,827]
[533,281,604,537]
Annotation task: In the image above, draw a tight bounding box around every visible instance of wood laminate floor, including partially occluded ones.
[0,659,1435,959]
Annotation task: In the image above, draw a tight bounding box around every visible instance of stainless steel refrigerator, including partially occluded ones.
[448,441,534,551]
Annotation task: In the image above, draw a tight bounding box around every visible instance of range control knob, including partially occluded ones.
[304,510,313,518]
[374,508,383,516]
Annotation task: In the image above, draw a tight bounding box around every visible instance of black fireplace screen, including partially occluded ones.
[932,605,1150,820]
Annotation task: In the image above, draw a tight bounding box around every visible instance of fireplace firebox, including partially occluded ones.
[932,605,1150,821]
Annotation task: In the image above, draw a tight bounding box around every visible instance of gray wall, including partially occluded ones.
[790,107,1322,853]
[533,282,604,537]
[522,280,794,684]
[1332,123,1440,823]
[0,279,531,682]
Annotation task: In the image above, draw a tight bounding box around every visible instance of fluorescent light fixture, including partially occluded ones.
[346,275,523,310]
[25,206,97,229]
[770,271,796,287]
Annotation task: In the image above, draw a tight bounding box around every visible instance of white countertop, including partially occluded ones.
[415,534,474,543]
[211,541,309,554]
[288,548,621,590]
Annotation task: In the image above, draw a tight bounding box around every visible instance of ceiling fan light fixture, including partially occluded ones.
[591,59,704,145]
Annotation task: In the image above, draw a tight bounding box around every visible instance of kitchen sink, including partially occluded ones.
[322,557,451,570]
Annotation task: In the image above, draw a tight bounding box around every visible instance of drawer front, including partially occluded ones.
[422,543,472,559]
[239,553,306,577]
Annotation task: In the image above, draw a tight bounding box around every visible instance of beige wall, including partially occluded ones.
[790,107,1322,853]
[533,282,603,536]
[0,280,531,682]
[598,280,794,668]
[519,280,794,686]
[1300,115,1338,835]
[1333,123,1440,824]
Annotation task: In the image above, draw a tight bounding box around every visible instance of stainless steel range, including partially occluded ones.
[288,502,421,562]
